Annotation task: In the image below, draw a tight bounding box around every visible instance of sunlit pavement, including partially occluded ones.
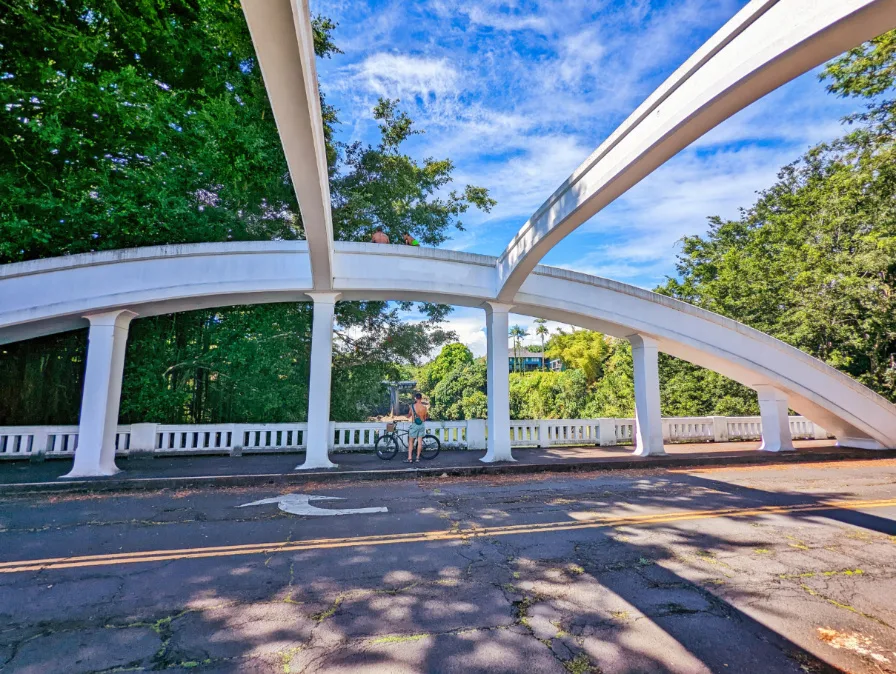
[2,460,896,673]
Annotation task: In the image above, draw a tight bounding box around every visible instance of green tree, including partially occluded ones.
[509,325,527,373]
[545,330,612,385]
[332,99,495,245]
[0,4,493,424]
[509,370,589,420]
[585,340,635,418]
[418,343,473,394]
[658,356,758,417]
[534,318,549,371]
[428,358,487,420]
[656,32,896,406]
[660,136,896,402]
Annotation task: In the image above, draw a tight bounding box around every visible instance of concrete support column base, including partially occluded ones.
[756,385,795,452]
[297,293,340,470]
[482,302,515,463]
[629,334,665,457]
[62,310,136,479]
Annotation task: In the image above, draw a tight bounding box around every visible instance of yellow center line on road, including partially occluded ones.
[2,497,895,574]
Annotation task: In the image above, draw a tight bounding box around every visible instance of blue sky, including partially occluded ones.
[311,0,857,355]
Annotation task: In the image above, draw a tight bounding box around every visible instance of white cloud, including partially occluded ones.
[428,309,577,358]
[314,0,854,292]
[441,312,487,357]
[465,5,551,33]
[459,133,592,223]
[352,53,460,99]
[548,73,853,288]
[556,27,606,85]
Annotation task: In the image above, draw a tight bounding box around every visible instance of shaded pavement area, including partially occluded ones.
[3,440,892,492]
[2,459,896,672]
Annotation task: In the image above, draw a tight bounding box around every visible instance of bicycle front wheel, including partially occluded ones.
[375,433,399,460]
[420,434,441,460]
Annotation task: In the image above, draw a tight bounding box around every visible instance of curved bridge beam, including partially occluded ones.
[1,242,895,450]
[496,0,896,300]
[241,0,333,289]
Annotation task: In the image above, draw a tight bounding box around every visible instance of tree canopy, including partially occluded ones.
[0,1,493,424]
[660,35,896,404]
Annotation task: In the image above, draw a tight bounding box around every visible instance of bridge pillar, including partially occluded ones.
[629,335,665,456]
[297,293,341,470]
[756,385,794,452]
[482,303,515,462]
[62,310,136,478]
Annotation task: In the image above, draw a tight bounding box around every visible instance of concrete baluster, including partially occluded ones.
[596,419,615,446]
[466,419,487,450]
[129,423,158,458]
[710,416,729,442]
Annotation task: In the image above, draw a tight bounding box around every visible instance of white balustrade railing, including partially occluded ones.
[664,417,715,442]
[615,420,635,443]
[422,421,468,447]
[510,421,540,447]
[242,424,306,452]
[0,426,129,459]
[727,416,763,440]
[0,416,831,459]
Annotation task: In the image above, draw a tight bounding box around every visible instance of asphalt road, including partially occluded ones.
[2,460,896,673]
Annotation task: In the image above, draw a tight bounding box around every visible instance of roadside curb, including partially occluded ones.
[2,448,895,496]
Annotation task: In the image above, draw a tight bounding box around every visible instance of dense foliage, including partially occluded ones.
[419,335,759,422]
[0,1,492,424]
[660,37,896,405]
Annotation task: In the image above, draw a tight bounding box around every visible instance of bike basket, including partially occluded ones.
[385,423,396,432]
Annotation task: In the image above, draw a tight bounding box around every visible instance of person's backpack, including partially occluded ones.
[411,403,424,425]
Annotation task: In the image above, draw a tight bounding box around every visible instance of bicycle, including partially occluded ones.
[375,423,441,461]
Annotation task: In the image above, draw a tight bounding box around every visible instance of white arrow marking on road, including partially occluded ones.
[238,494,388,517]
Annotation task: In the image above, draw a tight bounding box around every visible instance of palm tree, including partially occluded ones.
[509,325,527,372]
[534,318,549,371]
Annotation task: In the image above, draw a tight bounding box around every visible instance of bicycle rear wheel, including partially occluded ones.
[375,433,399,460]
[419,434,441,460]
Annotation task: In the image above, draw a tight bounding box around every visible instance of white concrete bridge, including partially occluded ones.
[2,0,896,477]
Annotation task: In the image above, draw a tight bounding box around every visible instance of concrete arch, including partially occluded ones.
[1,241,894,450]
[241,0,334,290]
[495,0,896,299]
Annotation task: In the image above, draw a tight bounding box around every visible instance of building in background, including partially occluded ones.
[509,349,563,372]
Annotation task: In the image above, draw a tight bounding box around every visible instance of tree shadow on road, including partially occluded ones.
[2,468,895,673]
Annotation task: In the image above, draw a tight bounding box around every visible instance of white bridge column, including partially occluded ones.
[298,292,341,470]
[482,302,515,462]
[629,334,665,457]
[63,310,136,478]
[756,385,794,452]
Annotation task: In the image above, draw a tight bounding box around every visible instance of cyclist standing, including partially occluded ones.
[406,392,428,463]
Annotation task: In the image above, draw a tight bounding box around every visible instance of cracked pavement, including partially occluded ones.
[1,459,896,673]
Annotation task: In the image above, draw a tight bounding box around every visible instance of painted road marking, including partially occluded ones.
[2,497,895,574]
[237,493,388,517]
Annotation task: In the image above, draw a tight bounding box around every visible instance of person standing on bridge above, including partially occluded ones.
[406,392,428,463]
[371,226,389,244]
[403,233,420,246]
